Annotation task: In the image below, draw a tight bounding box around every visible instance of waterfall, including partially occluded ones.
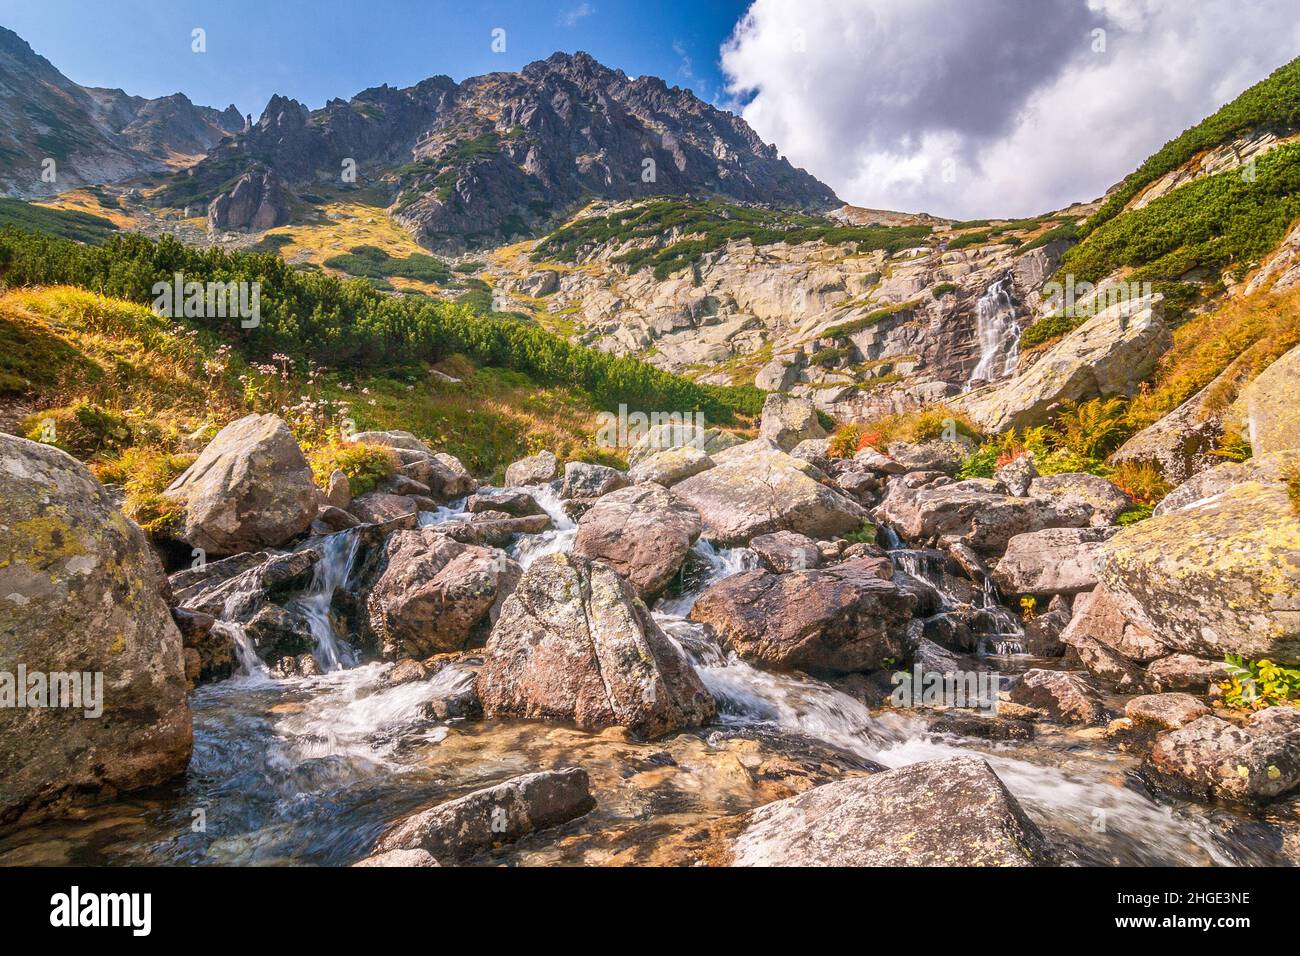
[213,620,270,680]
[966,273,1020,388]
[510,482,578,569]
[297,530,362,672]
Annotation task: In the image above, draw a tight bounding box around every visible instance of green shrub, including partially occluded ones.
[308,440,396,496]
[22,401,133,457]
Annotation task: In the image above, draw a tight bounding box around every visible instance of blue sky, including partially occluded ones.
[1,0,751,117]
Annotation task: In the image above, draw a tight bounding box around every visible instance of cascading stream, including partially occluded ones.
[297,530,362,672]
[966,273,1020,388]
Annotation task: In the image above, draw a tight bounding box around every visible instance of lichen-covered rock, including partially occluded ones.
[1230,343,1300,454]
[1125,694,1210,730]
[731,757,1053,866]
[627,445,714,486]
[759,393,827,451]
[477,554,715,738]
[749,530,822,573]
[0,435,191,823]
[1153,452,1295,516]
[886,440,970,475]
[995,454,1038,496]
[689,559,914,676]
[572,483,701,600]
[164,413,318,555]
[376,768,595,861]
[1030,473,1134,526]
[626,423,741,466]
[560,461,628,500]
[1146,708,1300,802]
[504,450,560,487]
[673,448,868,545]
[992,527,1116,596]
[1007,669,1107,724]
[365,528,521,660]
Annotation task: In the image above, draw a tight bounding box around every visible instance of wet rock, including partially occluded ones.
[423,664,483,720]
[366,528,521,660]
[478,554,715,738]
[244,603,314,660]
[376,768,596,861]
[1146,708,1300,802]
[1145,654,1232,694]
[750,530,823,573]
[994,454,1038,496]
[0,435,191,823]
[465,489,544,518]
[1030,473,1134,527]
[1229,343,1300,454]
[759,393,827,451]
[1007,669,1108,724]
[172,608,233,684]
[731,757,1053,866]
[928,711,1034,741]
[439,512,552,547]
[560,461,628,500]
[627,445,714,487]
[690,559,914,676]
[164,413,318,556]
[1125,693,1211,730]
[383,658,429,686]
[993,527,1116,597]
[572,483,701,600]
[504,450,559,487]
[171,548,319,620]
[353,848,440,867]
[673,448,868,545]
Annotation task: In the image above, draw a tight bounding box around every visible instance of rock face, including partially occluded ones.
[673,448,868,545]
[1230,344,1300,454]
[376,768,595,861]
[993,527,1117,597]
[1095,481,1300,662]
[165,414,318,556]
[477,554,715,738]
[365,529,522,660]
[1147,708,1300,802]
[759,394,827,452]
[962,296,1170,433]
[206,163,290,232]
[731,758,1053,866]
[0,435,192,823]
[572,484,701,600]
[689,559,914,676]
[504,450,559,487]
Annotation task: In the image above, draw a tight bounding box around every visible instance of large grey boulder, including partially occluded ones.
[962,295,1170,433]
[627,445,714,487]
[759,393,827,451]
[992,527,1117,597]
[1147,708,1300,802]
[0,436,192,824]
[572,484,701,600]
[560,461,628,500]
[1029,473,1133,526]
[504,450,559,487]
[165,413,318,555]
[1153,452,1295,516]
[375,768,595,861]
[673,448,868,545]
[365,528,521,660]
[477,554,716,739]
[731,757,1053,866]
[689,559,913,676]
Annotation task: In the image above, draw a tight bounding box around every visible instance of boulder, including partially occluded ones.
[1030,473,1133,526]
[749,530,822,573]
[994,454,1038,496]
[353,432,476,500]
[962,295,1170,433]
[1145,654,1231,694]
[1230,343,1300,454]
[992,527,1117,596]
[560,461,628,500]
[325,470,351,509]
[689,559,914,676]
[626,423,741,466]
[759,393,827,451]
[347,492,420,525]
[173,608,233,684]
[477,554,715,738]
[1059,585,1164,663]
[1007,669,1107,724]
[164,414,318,555]
[731,757,1053,866]
[1096,480,1300,662]
[0,435,191,823]
[886,440,969,475]
[627,445,714,486]
[1146,708,1300,802]
[504,450,559,487]
[1154,452,1295,516]
[439,512,552,548]
[376,768,595,861]
[789,438,832,472]
[1125,693,1211,730]
[1021,594,1073,657]
[673,449,868,545]
[352,849,439,868]
[365,529,521,660]
[572,484,701,600]
[1109,376,1226,485]
[465,489,544,518]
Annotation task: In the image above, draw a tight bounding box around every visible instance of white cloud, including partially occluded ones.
[721,0,1300,218]
[560,3,596,28]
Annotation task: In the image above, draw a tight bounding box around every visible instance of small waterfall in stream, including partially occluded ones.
[510,483,578,568]
[966,273,1020,388]
[296,530,361,672]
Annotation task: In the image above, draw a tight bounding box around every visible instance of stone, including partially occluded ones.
[627,445,714,486]
[347,492,420,524]
[560,461,628,500]
[477,554,715,738]
[1230,343,1300,454]
[626,423,740,466]
[376,768,595,861]
[352,849,440,867]
[749,530,822,573]
[504,450,559,487]
[789,438,832,472]
[689,559,914,676]
[365,528,521,660]
[1146,708,1300,802]
[992,527,1117,596]
[1030,472,1134,526]
[1145,654,1232,694]
[994,454,1038,496]
[326,469,351,509]
[1059,584,1164,663]
[465,489,544,518]
[172,608,233,684]
[1007,669,1107,724]
[164,413,318,555]
[0,435,191,824]
[731,757,1053,866]
[887,440,969,475]
[439,512,552,548]
[759,393,827,451]
[572,483,701,600]
[673,448,868,545]
[1153,452,1295,516]
[1125,694,1211,730]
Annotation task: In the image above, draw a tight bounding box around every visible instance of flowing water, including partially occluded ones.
[967,273,1020,387]
[0,513,1291,867]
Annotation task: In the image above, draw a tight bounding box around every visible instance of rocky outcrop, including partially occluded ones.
[1146,708,1300,802]
[759,394,826,452]
[477,554,715,738]
[365,528,521,660]
[1229,344,1300,454]
[731,757,1053,866]
[375,768,595,861]
[673,448,868,545]
[206,163,290,232]
[164,414,318,556]
[572,484,701,600]
[962,296,1170,433]
[504,450,559,487]
[992,527,1117,597]
[689,559,914,676]
[0,435,191,823]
